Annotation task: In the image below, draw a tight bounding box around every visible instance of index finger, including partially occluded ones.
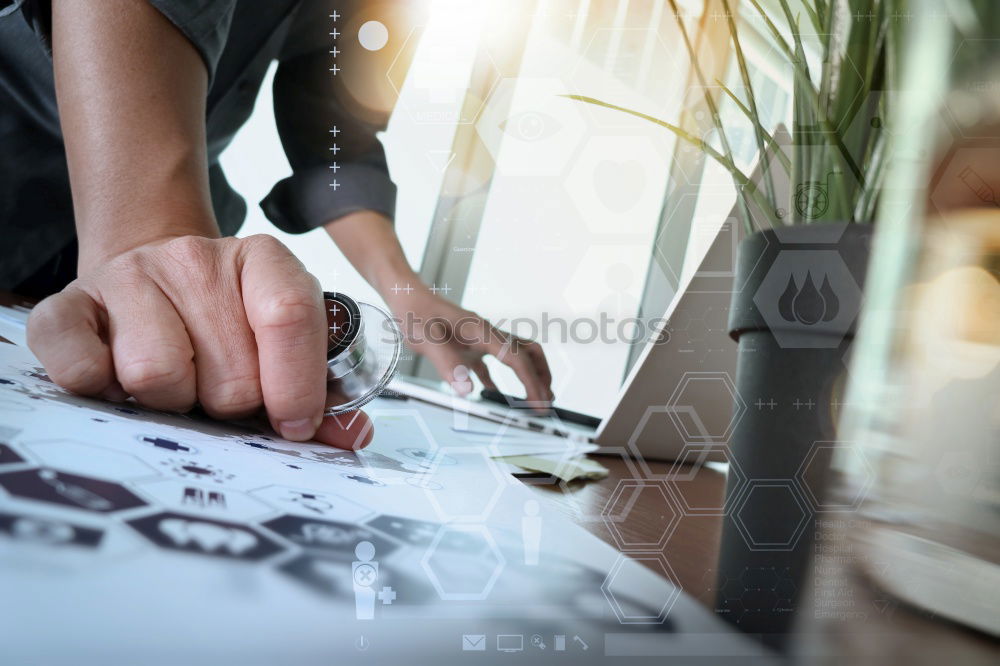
[239,235,327,441]
[26,287,120,399]
[523,340,553,400]
[487,331,550,410]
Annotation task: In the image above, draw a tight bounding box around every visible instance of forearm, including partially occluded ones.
[324,210,425,303]
[52,0,219,274]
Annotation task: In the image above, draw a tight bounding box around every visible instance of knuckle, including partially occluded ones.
[25,300,60,345]
[257,290,322,333]
[50,355,105,394]
[201,375,263,418]
[161,236,218,274]
[117,357,191,396]
[303,271,322,294]
[241,233,286,258]
[506,351,531,369]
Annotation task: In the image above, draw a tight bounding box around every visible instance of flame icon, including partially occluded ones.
[778,271,840,325]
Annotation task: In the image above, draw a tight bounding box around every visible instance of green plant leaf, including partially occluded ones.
[766,0,864,218]
[563,0,889,229]
[665,0,758,231]
[801,0,822,33]
[715,78,792,173]
[562,94,777,233]
[722,0,779,214]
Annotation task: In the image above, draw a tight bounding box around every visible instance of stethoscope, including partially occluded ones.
[322,292,402,415]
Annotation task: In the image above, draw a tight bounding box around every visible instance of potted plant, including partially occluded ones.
[569,0,899,647]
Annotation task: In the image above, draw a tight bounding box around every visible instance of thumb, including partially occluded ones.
[312,409,374,450]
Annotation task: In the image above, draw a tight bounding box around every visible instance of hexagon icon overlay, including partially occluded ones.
[251,485,373,523]
[385,1,518,130]
[601,553,681,625]
[364,409,439,466]
[0,509,104,550]
[128,511,283,561]
[0,468,147,514]
[262,514,397,561]
[627,399,744,484]
[565,134,675,235]
[421,447,511,523]
[626,406,707,482]
[0,443,28,466]
[666,443,746,516]
[946,38,1000,141]
[795,441,874,512]
[601,480,680,552]
[752,250,863,349]
[24,439,158,481]
[553,446,643,523]
[569,27,695,131]
[732,481,812,552]
[475,77,587,178]
[134,479,273,521]
[666,371,746,443]
[716,565,798,626]
[928,145,1000,216]
[421,524,505,601]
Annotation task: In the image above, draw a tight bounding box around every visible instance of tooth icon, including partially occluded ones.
[159,518,258,554]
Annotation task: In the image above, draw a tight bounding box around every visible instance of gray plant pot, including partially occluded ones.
[714,223,873,649]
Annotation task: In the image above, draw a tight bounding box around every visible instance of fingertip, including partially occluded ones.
[313,409,374,450]
[277,417,320,442]
[99,382,130,403]
[532,402,551,416]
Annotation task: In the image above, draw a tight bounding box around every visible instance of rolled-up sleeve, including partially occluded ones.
[0,0,236,82]
[261,0,397,234]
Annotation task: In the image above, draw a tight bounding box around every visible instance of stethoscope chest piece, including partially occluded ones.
[323,291,401,415]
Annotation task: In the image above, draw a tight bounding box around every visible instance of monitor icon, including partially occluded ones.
[496,634,524,653]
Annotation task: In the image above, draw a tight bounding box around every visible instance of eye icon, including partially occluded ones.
[498,111,562,142]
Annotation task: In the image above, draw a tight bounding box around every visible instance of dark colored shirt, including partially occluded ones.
[0,0,396,292]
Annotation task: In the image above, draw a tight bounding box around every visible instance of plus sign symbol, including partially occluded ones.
[323,293,361,359]
[377,586,396,605]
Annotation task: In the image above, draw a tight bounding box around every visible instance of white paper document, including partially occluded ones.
[0,342,768,664]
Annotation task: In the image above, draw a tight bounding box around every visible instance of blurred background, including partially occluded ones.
[221,0,795,417]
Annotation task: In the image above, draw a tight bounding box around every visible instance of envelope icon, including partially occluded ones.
[462,634,486,651]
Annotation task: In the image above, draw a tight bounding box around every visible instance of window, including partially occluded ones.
[423,0,704,417]
[222,0,798,419]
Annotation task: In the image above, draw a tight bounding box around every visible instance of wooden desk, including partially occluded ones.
[532,456,1000,663]
[527,455,725,609]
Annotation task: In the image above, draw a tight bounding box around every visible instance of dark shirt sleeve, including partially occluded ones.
[0,0,236,83]
[261,0,397,235]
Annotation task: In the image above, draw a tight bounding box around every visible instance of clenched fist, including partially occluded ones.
[27,234,372,449]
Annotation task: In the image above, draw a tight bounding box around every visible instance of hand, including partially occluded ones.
[386,286,554,411]
[27,234,372,449]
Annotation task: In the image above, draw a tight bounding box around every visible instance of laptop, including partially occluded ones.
[391,213,746,463]
[391,138,791,463]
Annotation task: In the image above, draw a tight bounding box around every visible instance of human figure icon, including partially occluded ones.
[352,540,379,620]
[450,364,473,431]
[522,500,542,566]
